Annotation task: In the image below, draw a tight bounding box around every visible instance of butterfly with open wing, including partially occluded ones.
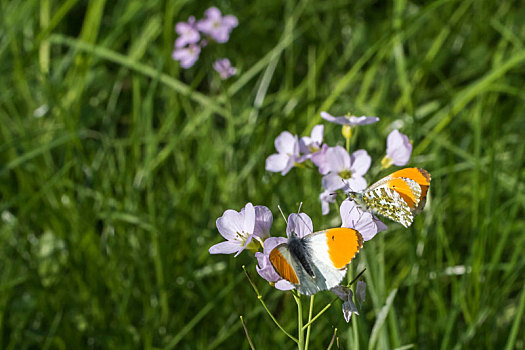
[269,214,363,295]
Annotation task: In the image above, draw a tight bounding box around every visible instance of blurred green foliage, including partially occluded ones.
[1,0,524,348]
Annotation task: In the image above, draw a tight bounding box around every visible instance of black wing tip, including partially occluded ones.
[416,167,432,182]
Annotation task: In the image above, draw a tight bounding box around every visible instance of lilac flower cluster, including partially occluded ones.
[266,111,413,226]
[172,7,238,79]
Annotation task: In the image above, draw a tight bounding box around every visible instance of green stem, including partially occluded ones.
[326,328,338,350]
[352,314,359,348]
[304,295,315,350]
[302,297,337,331]
[242,266,298,343]
[39,0,50,74]
[294,293,304,350]
[302,269,367,331]
[240,316,256,350]
[347,268,367,287]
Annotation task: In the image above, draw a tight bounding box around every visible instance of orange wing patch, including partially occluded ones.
[391,168,431,186]
[269,248,299,284]
[325,228,363,269]
[386,178,418,209]
[391,168,431,211]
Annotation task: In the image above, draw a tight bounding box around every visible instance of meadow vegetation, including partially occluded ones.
[0,0,524,348]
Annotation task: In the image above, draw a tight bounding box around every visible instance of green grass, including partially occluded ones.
[1,0,525,348]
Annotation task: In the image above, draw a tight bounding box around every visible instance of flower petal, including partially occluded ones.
[209,241,240,254]
[340,200,387,241]
[311,124,324,144]
[347,115,379,126]
[263,237,288,254]
[350,149,371,176]
[274,131,297,155]
[280,157,295,175]
[222,15,238,28]
[321,112,379,126]
[204,6,222,19]
[325,146,350,173]
[375,217,388,232]
[287,213,313,238]
[254,206,273,239]
[275,279,295,290]
[322,173,345,191]
[298,136,312,154]
[196,19,214,33]
[242,203,256,234]
[340,200,361,229]
[386,129,405,149]
[211,27,230,43]
[216,209,243,240]
[321,111,348,125]
[255,252,281,282]
[386,129,412,166]
[312,144,330,175]
[265,153,289,173]
[320,190,336,216]
[345,176,367,192]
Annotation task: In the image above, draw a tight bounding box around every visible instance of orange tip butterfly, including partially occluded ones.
[269,227,363,295]
[346,167,431,228]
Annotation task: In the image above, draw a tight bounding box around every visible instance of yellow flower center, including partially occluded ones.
[338,169,353,179]
[308,145,320,153]
[235,231,262,253]
[381,156,393,169]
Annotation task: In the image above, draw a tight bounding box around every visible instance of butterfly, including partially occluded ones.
[346,167,431,228]
[269,227,363,295]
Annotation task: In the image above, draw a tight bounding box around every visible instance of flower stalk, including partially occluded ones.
[242,266,298,343]
[294,292,305,350]
[304,295,315,350]
[240,316,256,350]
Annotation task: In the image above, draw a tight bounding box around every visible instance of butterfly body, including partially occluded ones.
[287,232,316,278]
[347,167,431,227]
[269,228,363,295]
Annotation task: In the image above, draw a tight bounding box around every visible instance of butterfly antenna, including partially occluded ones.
[296,211,314,234]
[345,180,355,193]
[297,202,303,214]
[277,205,288,224]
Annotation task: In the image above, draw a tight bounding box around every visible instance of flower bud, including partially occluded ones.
[342,125,353,139]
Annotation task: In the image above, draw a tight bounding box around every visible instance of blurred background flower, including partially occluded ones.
[197,7,238,43]
[382,129,412,168]
[213,58,237,79]
[321,111,379,126]
[265,131,301,175]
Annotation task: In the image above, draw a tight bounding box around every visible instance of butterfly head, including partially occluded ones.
[346,191,358,200]
[346,190,364,202]
[346,191,368,210]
